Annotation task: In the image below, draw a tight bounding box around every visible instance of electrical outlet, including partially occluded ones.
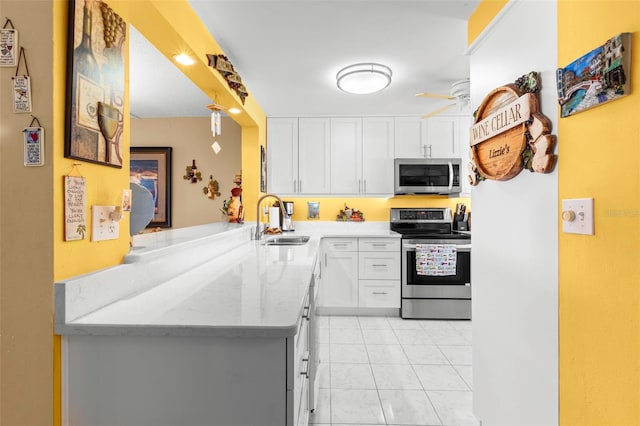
[562,198,594,235]
[92,206,120,241]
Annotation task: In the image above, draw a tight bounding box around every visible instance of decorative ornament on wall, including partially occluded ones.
[468,71,557,185]
[556,33,631,118]
[206,54,248,104]
[203,175,221,199]
[183,159,202,183]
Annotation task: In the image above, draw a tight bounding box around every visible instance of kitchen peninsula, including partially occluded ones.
[55,222,399,426]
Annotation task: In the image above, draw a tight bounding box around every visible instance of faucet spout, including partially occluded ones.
[255,193,287,240]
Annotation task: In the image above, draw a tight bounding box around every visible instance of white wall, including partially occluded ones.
[469,1,558,425]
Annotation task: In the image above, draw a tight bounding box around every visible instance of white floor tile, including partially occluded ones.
[394,328,435,345]
[330,389,386,424]
[362,328,400,345]
[387,317,424,330]
[309,388,331,424]
[427,390,479,426]
[453,365,473,389]
[448,320,472,331]
[439,345,472,365]
[358,316,392,329]
[330,328,364,344]
[330,343,369,364]
[330,363,377,389]
[413,364,470,391]
[426,329,471,345]
[330,315,360,329]
[419,320,456,331]
[366,344,409,364]
[317,315,330,328]
[378,389,442,425]
[318,327,330,344]
[371,364,423,390]
[319,343,330,363]
[402,344,450,365]
[318,362,330,389]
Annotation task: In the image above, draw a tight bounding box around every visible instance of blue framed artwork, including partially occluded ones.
[130,147,172,228]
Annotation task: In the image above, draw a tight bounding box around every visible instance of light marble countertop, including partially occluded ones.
[56,222,401,338]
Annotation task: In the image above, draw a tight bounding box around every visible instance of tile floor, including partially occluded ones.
[310,315,479,426]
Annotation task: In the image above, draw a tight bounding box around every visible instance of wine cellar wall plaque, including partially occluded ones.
[469,72,557,185]
[65,0,126,168]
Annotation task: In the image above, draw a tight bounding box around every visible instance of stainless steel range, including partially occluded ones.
[390,208,471,320]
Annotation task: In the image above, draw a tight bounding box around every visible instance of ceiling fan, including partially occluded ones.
[416,78,470,119]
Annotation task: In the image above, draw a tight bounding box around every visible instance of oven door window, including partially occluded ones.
[405,249,470,285]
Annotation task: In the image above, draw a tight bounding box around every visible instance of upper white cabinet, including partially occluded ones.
[394,115,470,160]
[298,118,331,194]
[330,118,362,194]
[361,117,395,195]
[267,118,330,194]
[267,118,298,194]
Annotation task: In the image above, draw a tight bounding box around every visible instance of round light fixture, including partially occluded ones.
[336,63,392,94]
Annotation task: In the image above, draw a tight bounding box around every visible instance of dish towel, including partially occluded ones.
[415,244,457,276]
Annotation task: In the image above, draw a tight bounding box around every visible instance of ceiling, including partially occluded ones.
[129,0,480,119]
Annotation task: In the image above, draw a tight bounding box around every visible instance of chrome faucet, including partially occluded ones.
[255,193,287,240]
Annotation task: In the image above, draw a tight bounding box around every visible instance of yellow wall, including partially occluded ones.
[467,0,509,45]
[558,1,640,425]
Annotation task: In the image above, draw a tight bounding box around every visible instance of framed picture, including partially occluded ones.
[65,0,126,167]
[130,147,172,228]
[260,145,267,192]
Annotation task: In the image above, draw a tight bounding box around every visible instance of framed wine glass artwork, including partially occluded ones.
[64,0,126,168]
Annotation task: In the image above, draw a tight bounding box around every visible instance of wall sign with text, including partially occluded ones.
[468,72,557,185]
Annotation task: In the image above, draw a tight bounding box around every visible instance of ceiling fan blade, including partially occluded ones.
[420,103,456,119]
[415,92,456,100]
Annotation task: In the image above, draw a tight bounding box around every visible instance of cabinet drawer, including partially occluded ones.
[358,252,400,280]
[324,238,357,252]
[359,238,400,252]
[359,280,400,308]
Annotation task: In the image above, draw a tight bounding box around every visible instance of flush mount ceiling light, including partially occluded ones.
[173,53,195,66]
[336,63,392,94]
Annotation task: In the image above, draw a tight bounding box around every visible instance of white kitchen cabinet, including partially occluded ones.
[358,238,400,309]
[267,117,331,194]
[330,118,362,194]
[362,117,395,194]
[298,118,331,194]
[267,117,298,193]
[330,117,394,195]
[320,238,358,308]
[394,116,424,158]
[423,116,459,158]
[320,237,401,312]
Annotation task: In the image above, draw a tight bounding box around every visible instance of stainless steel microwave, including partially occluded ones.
[394,158,462,195]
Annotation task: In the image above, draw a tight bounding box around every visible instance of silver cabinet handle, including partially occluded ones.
[302,305,310,320]
[372,292,388,295]
[363,180,367,193]
[371,243,387,247]
[372,264,387,267]
[428,144,432,158]
[300,353,310,377]
[358,179,362,192]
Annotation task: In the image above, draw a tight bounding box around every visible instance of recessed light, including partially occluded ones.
[173,53,195,66]
[227,107,242,115]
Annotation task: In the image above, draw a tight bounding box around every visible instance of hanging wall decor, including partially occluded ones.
[203,176,221,199]
[557,33,631,118]
[183,159,202,183]
[206,54,248,104]
[12,47,32,113]
[64,170,87,241]
[0,18,18,67]
[65,0,126,168]
[468,71,557,185]
[23,116,44,166]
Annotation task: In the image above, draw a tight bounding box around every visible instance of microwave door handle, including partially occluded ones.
[448,162,453,191]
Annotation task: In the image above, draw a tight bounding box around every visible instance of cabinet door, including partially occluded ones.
[321,240,358,308]
[298,118,331,194]
[362,117,394,194]
[330,118,362,194]
[394,116,424,158]
[422,116,458,158]
[267,118,299,193]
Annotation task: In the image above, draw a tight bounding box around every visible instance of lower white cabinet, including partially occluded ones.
[320,237,400,311]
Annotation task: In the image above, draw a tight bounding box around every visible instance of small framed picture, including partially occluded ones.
[307,201,320,219]
[23,126,44,166]
[121,188,132,212]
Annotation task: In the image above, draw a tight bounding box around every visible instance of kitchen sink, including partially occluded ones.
[263,235,311,246]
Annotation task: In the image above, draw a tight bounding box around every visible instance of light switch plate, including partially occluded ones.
[92,206,120,241]
[562,198,594,235]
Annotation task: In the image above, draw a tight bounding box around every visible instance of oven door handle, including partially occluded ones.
[403,243,471,252]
